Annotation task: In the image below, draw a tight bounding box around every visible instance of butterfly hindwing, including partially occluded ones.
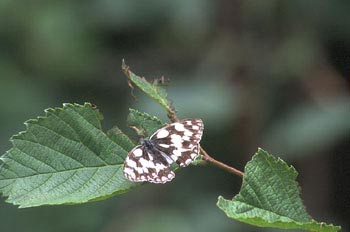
[123,145,175,184]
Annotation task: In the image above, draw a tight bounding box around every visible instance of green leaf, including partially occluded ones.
[0,103,138,208]
[217,149,341,232]
[127,108,165,138]
[107,126,135,152]
[122,60,175,114]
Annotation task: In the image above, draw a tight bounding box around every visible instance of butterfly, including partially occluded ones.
[123,119,204,184]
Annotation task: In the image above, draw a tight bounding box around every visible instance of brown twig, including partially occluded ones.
[200,147,244,177]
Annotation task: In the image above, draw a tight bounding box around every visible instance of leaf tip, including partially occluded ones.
[83,102,92,107]
[62,102,71,107]
[122,59,130,74]
[44,108,55,114]
[256,148,270,157]
[23,118,36,126]
[217,195,224,202]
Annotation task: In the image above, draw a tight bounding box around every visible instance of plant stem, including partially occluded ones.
[167,113,179,122]
[200,147,244,177]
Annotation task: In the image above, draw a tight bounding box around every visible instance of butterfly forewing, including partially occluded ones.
[123,118,204,184]
[151,119,204,167]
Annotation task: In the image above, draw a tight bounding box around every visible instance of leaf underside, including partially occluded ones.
[0,103,139,208]
[122,61,174,114]
[217,149,341,232]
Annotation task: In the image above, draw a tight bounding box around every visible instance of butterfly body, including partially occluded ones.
[123,119,204,184]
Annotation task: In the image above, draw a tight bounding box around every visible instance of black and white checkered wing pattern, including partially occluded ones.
[123,118,204,184]
[123,145,175,184]
[151,119,204,167]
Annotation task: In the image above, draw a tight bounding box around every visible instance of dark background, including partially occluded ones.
[0,1,349,231]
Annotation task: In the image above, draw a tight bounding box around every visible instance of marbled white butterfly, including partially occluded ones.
[123,119,204,184]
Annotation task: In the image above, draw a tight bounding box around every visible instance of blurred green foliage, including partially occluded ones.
[0,0,349,231]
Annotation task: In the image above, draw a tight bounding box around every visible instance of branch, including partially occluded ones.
[200,147,244,177]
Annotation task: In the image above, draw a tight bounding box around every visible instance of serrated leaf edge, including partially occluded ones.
[122,61,175,114]
[217,196,341,231]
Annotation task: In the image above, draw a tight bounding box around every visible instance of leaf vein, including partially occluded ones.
[13,173,54,201]
[65,167,100,197]
[29,122,104,166]
[0,164,120,181]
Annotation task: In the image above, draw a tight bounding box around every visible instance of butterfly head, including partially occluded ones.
[140,138,155,151]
